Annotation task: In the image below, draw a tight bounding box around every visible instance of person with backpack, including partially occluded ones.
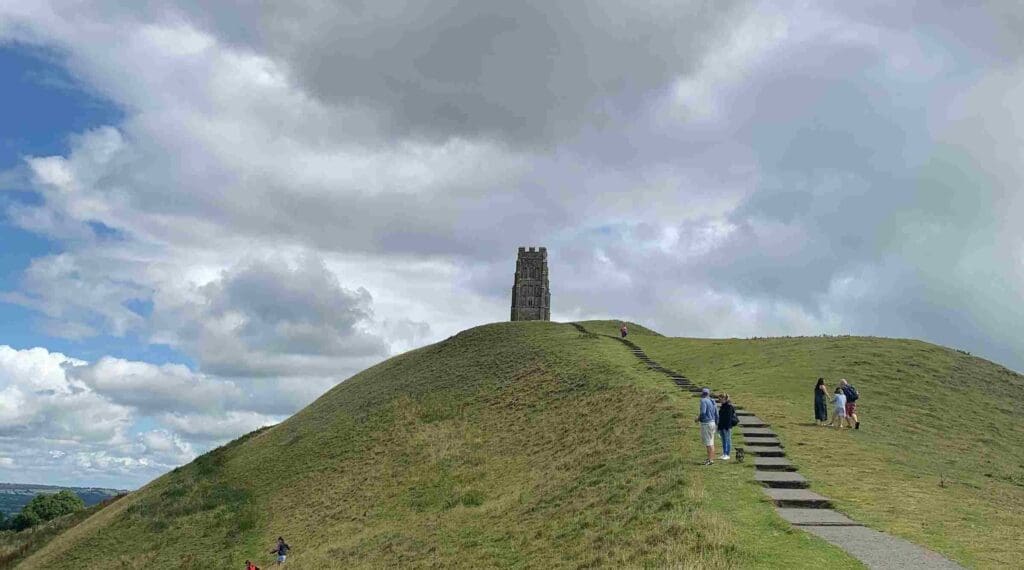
[717,393,739,460]
[695,388,719,465]
[840,378,860,429]
[270,537,291,565]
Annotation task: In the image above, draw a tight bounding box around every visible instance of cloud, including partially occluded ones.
[137,429,195,465]
[0,344,276,486]
[3,0,1024,488]
[168,0,752,145]
[180,255,389,377]
[69,357,244,414]
[158,411,278,442]
[0,345,130,444]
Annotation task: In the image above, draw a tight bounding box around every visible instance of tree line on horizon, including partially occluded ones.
[0,491,84,532]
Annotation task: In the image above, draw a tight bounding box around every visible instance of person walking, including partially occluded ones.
[717,393,739,460]
[270,537,291,565]
[827,387,847,428]
[839,379,860,429]
[695,388,719,465]
[620,323,628,338]
[814,378,829,426]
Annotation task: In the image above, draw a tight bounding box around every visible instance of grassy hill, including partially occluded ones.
[0,494,125,568]
[582,321,1024,568]
[21,322,859,568]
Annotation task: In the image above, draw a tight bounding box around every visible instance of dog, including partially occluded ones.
[735,448,745,463]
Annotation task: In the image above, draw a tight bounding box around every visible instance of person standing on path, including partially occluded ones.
[620,323,628,338]
[840,378,860,429]
[270,537,291,565]
[695,388,719,465]
[828,387,847,428]
[814,378,829,426]
[717,393,738,461]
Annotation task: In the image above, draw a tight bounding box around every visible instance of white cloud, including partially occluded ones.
[158,411,278,442]
[70,358,244,413]
[0,345,128,443]
[0,345,279,487]
[138,429,196,465]
[2,0,1024,489]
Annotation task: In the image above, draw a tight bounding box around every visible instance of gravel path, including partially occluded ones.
[800,525,964,569]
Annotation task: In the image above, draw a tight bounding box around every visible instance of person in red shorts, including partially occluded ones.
[840,378,860,429]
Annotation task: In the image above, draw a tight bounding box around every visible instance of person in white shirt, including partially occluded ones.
[828,388,847,429]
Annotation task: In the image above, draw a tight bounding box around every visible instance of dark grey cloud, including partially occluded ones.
[171,0,750,144]
[167,255,390,378]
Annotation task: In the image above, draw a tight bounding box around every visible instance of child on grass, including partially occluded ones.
[828,387,847,428]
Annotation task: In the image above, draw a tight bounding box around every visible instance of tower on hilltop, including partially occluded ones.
[510,246,550,321]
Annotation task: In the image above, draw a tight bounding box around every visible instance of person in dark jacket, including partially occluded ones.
[717,393,738,460]
[270,537,290,565]
[840,378,860,429]
[814,378,829,426]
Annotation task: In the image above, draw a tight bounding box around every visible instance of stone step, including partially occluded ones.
[740,427,776,437]
[776,508,858,526]
[755,471,808,488]
[753,457,795,471]
[738,416,768,427]
[736,409,754,416]
[763,488,832,508]
[745,445,786,457]
[741,436,781,446]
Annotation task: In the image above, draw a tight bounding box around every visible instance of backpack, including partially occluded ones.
[846,385,859,402]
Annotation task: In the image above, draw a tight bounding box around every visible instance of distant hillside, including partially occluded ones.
[580,320,1024,568]
[0,485,125,518]
[0,494,126,568]
[20,322,859,569]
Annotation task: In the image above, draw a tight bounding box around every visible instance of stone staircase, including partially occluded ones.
[569,322,965,569]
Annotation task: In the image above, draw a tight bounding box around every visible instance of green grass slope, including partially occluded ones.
[0,494,125,568]
[584,320,1024,568]
[22,322,858,569]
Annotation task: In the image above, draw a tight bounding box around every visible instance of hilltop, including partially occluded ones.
[19,320,1024,568]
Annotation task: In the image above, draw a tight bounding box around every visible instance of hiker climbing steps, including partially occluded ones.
[570,322,965,570]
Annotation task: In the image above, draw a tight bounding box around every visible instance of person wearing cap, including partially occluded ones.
[695,388,719,465]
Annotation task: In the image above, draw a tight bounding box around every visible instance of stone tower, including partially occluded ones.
[510,246,550,321]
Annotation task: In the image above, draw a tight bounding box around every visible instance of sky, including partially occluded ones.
[1,1,1022,489]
